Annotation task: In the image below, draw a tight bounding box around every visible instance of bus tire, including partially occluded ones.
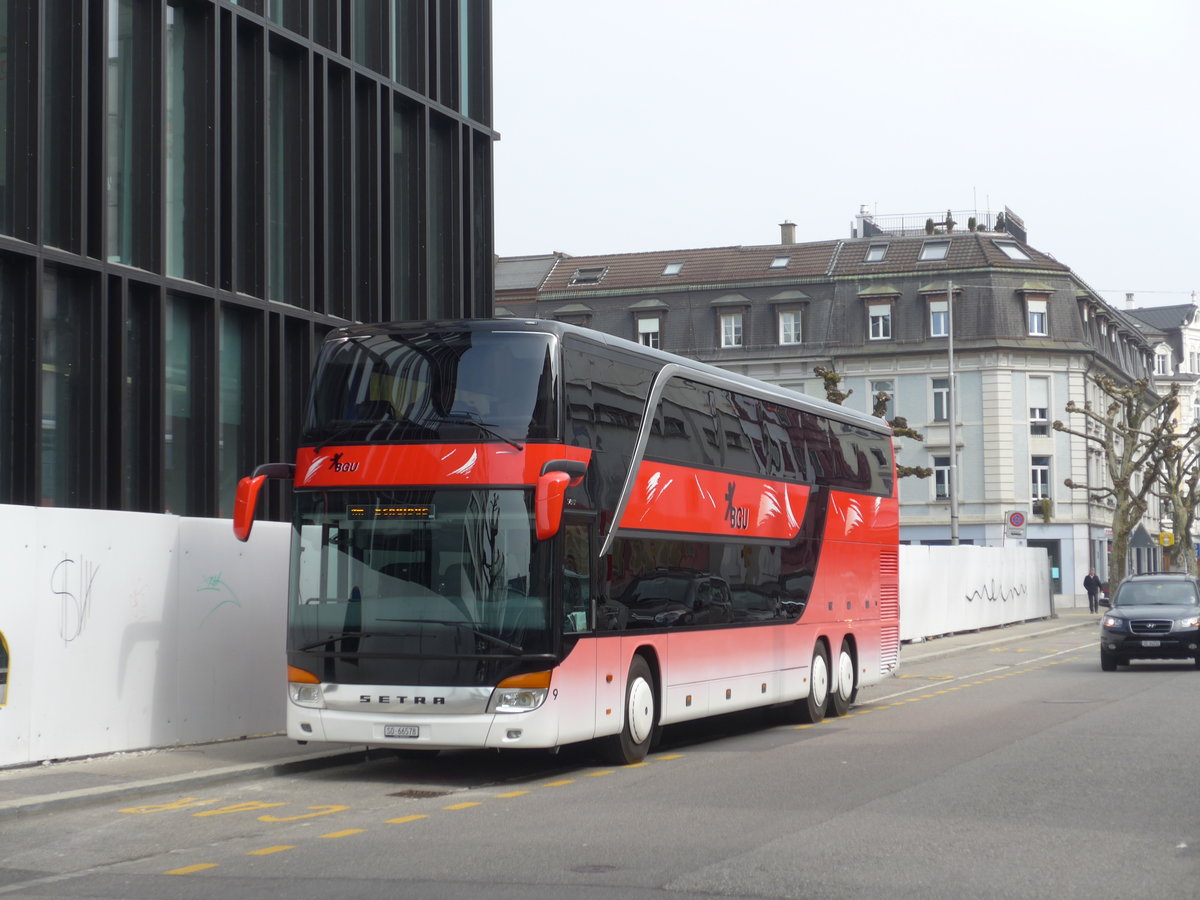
[604,655,656,765]
[829,639,855,717]
[801,642,830,724]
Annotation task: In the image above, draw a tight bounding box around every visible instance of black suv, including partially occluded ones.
[1099,573,1200,671]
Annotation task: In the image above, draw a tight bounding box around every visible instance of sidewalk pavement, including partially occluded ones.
[0,608,1100,820]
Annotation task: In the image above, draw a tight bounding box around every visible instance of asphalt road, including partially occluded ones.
[4,627,1199,900]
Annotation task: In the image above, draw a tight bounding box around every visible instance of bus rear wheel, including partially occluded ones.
[801,642,830,724]
[603,655,656,765]
[829,639,855,717]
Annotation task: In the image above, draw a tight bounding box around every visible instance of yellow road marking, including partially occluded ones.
[259,805,349,822]
[494,790,530,798]
[655,754,684,761]
[121,797,220,814]
[166,863,218,875]
[543,779,574,787]
[586,770,615,777]
[385,814,428,824]
[247,846,294,856]
[319,828,366,838]
[442,801,481,811]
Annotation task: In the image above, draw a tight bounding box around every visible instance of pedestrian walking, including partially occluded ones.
[1083,568,1102,613]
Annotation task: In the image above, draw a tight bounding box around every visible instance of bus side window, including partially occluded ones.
[563,524,592,633]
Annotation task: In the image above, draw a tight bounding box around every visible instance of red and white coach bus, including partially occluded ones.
[233,318,899,763]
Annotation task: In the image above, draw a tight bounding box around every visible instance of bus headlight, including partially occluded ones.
[289,682,326,709]
[288,666,325,709]
[489,687,549,713]
[488,670,552,714]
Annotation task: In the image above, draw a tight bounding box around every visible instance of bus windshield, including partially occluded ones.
[303,330,557,446]
[289,489,555,682]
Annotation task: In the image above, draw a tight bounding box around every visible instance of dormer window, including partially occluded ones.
[919,240,951,261]
[865,243,888,262]
[661,262,683,276]
[769,256,790,269]
[569,266,607,285]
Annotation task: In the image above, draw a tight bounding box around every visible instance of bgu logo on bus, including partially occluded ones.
[725,482,750,531]
[328,452,360,473]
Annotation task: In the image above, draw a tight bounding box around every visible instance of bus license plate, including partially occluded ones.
[384,725,419,739]
[1140,640,1161,647]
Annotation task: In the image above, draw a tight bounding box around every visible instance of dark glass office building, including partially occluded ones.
[0,0,494,518]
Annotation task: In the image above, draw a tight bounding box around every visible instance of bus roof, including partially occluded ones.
[330,318,892,437]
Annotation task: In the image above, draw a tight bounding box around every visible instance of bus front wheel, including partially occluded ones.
[801,642,830,724]
[604,655,656,765]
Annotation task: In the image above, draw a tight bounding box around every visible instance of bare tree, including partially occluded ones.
[1152,423,1200,574]
[1053,375,1178,584]
[813,366,932,479]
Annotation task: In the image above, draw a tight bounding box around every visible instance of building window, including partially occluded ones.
[919,240,950,261]
[994,240,1031,260]
[932,377,950,422]
[637,316,661,349]
[720,312,743,348]
[929,299,949,338]
[1027,299,1048,336]
[1193,395,1200,425]
[933,455,951,499]
[865,243,888,262]
[769,256,790,269]
[569,266,607,285]
[1029,376,1050,436]
[868,303,892,340]
[661,262,683,276]
[1032,455,1051,499]
[779,310,801,345]
[870,380,894,419]
[1155,349,1170,376]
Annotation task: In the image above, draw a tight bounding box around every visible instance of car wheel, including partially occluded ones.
[801,642,830,724]
[829,639,855,717]
[1100,650,1118,672]
[603,655,656,765]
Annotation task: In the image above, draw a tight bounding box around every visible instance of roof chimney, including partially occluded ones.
[779,220,796,245]
[1126,292,1135,309]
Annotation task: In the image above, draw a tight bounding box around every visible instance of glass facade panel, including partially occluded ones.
[41,268,99,507]
[105,0,156,269]
[124,285,158,511]
[0,254,32,504]
[219,307,254,517]
[391,101,419,320]
[165,294,205,515]
[42,0,81,251]
[165,1,212,282]
[267,44,306,304]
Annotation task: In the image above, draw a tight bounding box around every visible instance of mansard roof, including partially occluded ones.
[534,232,1069,296]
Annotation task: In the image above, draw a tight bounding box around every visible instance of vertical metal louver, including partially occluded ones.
[879,549,900,672]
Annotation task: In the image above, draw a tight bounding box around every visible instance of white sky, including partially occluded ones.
[492,0,1198,308]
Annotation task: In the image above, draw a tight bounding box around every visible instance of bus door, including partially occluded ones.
[554,517,610,745]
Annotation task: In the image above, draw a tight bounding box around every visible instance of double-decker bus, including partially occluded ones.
[233,318,899,763]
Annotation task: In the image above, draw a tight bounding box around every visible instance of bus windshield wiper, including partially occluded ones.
[375,618,525,654]
[297,631,394,652]
[314,415,424,453]
[428,413,524,451]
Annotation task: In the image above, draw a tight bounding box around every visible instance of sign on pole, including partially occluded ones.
[1005,509,1027,538]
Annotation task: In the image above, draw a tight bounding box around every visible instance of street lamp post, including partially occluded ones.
[948,279,959,545]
